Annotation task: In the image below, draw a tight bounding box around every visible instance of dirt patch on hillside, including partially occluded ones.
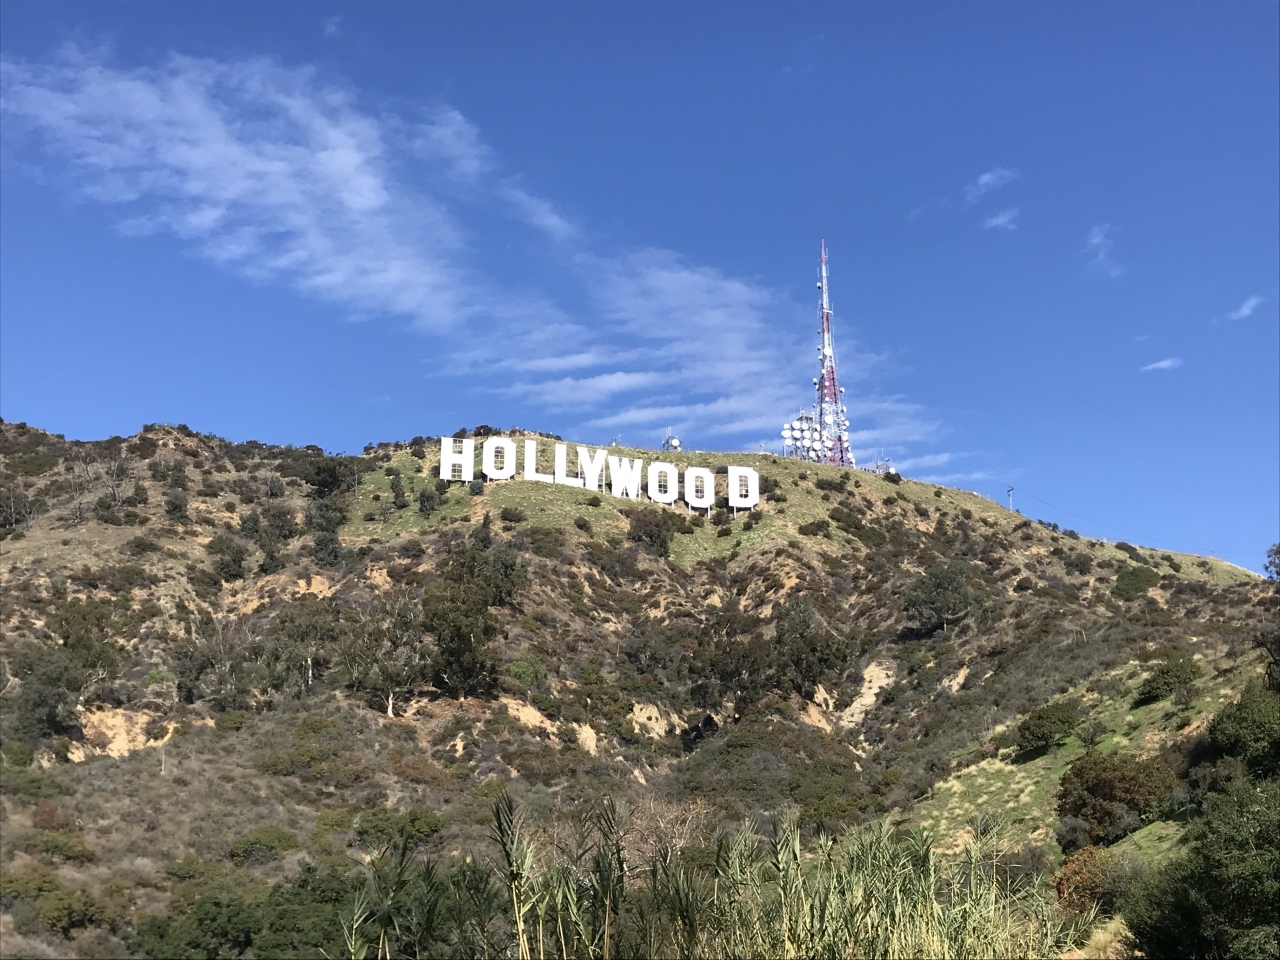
[68,707,170,761]
[500,697,558,735]
[630,702,681,739]
[839,661,896,727]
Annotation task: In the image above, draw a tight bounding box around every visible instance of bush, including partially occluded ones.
[585,495,602,507]
[468,479,485,496]
[2,740,36,767]
[1054,846,1115,916]
[1016,700,1079,753]
[500,506,527,524]
[1122,778,1280,959]
[1112,564,1161,600]
[798,519,830,537]
[503,654,547,690]
[217,710,251,732]
[1056,749,1176,851]
[904,561,977,634]
[1207,681,1280,777]
[353,808,443,850]
[313,531,342,568]
[22,829,97,864]
[229,826,300,864]
[164,494,189,521]
[574,516,592,533]
[1135,659,1203,705]
[628,508,675,556]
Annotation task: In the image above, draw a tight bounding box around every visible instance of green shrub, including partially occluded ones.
[1122,778,1280,959]
[1135,659,1203,705]
[0,766,68,800]
[1112,564,1160,600]
[2,740,36,767]
[574,516,592,533]
[1016,700,1079,752]
[503,654,547,690]
[229,825,300,864]
[354,808,443,850]
[500,506,527,523]
[1056,749,1175,851]
[1207,681,1280,777]
[217,710,251,732]
[904,561,977,634]
[21,829,97,864]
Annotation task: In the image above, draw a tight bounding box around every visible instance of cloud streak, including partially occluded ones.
[1084,224,1124,277]
[1140,357,1182,372]
[965,167,1018,204]
[983,208,1019,231]
[1226,295,1265,321]
[1,46,944,458]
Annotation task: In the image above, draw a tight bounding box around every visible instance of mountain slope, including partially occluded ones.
[0,419,1271,956]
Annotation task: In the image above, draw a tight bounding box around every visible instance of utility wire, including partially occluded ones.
[1010,488,1230,559]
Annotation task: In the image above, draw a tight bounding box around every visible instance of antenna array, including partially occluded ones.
[781,241,854,465]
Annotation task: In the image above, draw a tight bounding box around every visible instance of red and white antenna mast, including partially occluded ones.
[814,241,853,466]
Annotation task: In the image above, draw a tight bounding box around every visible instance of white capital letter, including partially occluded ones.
[727,466,760,509]
[554,443,584,487]
[439,437,475,482]
[578,446,607,491]
[482,437,517,480]
[684,467,715,509]
[524,439,554,483]
[647,461,678,504]
[608,456,643,499]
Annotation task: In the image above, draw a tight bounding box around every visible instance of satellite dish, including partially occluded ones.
[823,347,833,357]
[670,438,681,449]
[791,420,801,429]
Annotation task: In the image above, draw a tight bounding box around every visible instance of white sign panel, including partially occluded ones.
[440,437,760,510]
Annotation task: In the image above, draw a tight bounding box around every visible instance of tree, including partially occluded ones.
[362,590,431,717]
[1265,542,1279,583]
[1135,659,1203,705]
[266,597,339,696]
[1207,680,1280,778]
[1016,700,1079,753]
[773,593,846,699]
[1122,778,1280,959]
[628,508,674,557]
[1056,749,1175,851]
[313,531,342,568]
[904,561,976,634]
[423,582,498,699]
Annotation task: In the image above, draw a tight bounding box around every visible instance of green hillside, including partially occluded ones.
[0,420,1274,959]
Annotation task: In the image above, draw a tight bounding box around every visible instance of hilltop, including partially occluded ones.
[0,419,1273,958]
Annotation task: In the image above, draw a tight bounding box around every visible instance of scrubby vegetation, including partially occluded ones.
[0,420,1272,957]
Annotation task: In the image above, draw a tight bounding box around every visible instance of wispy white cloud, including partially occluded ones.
[1225,294,1265,321]
[1,46,947,459]
[1140,357,1182,372]
[500,183,578,241]
[322,16,342,38]
[983,207,1019,231]
[1084,224,1124,277]
[894,452,955,470]
[965,167,1018,204]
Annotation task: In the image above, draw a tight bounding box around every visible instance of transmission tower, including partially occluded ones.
[781,242,854,465]
[814,242,853,465]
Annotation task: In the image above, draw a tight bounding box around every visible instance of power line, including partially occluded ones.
[1010,487,1229,558]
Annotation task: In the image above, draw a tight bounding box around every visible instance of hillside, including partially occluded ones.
[0,418,1274,959]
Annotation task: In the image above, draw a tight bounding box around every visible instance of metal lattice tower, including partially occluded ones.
[783,242,853,464]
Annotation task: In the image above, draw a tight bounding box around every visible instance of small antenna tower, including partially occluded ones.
[661,427,682,453]
[780,241,853,465]
[1007,486,1015,512]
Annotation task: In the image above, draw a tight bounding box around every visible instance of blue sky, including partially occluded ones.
[2,2,1277,571]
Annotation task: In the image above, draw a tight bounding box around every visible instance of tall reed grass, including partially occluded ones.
[340,795,1090,959]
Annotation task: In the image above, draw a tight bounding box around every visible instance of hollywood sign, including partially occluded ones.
[440,437,760,510]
